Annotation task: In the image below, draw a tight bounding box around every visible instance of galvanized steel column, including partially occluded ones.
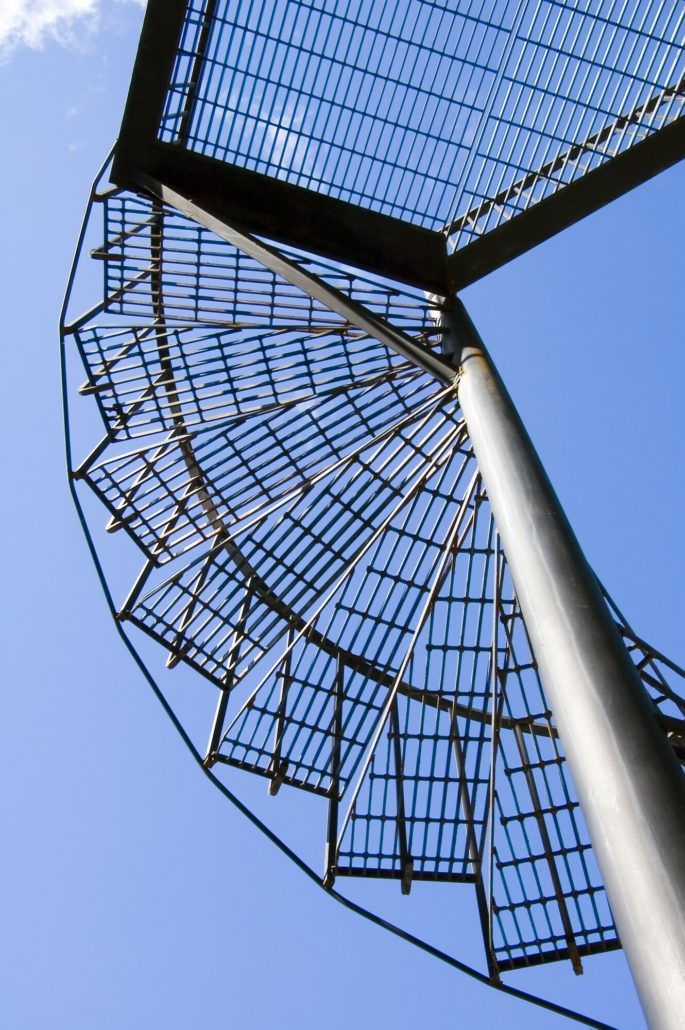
[440,297,685,1030]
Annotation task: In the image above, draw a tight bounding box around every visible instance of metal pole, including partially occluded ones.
[438,297,685,1030]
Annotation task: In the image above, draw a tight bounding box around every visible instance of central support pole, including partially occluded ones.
[439,298,685,1029]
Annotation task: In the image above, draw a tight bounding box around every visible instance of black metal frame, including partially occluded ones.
[63,3,685,1022]
[112,0,685,294]
[111,0,447,292]
[61,133,685,1026]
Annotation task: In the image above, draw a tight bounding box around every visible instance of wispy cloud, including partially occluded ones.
[0,0,145,60]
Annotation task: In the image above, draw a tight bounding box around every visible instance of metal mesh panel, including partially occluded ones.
[335,503,498,884]
[101,193,437,330]
[490,592,616,972]
[158,0,684,239]
[65,183,685,978]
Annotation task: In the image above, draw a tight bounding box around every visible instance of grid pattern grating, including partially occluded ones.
[158,0,684,243]
[64,183,685,979]
[491,593,615,971]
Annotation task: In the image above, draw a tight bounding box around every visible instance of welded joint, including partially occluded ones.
[268,758,289,796]
[401,857,414,895]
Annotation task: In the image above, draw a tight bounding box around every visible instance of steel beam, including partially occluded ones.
[113,145,450,295]
[112,0,449,294]
[129,175,456,385]
[438,298,685,1029]
[112,0,684,295]
[447,115,685,291]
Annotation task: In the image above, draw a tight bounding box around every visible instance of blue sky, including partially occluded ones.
[1,2,683,1028]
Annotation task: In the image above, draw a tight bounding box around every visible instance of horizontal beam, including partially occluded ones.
[113,0,449,292]
[112,142,450,294]
[331,867,477,884]
[495,938,621,975]
[445,77,684,239]
[114,0,683,294]
[124,172,456,384]
[448,114,685,290]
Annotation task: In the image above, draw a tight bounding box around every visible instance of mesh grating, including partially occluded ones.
[158,0,684,242]
[490,592,615,971]
[64,183,685,980]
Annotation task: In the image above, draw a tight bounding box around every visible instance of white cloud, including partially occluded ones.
[0,0,145,60]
